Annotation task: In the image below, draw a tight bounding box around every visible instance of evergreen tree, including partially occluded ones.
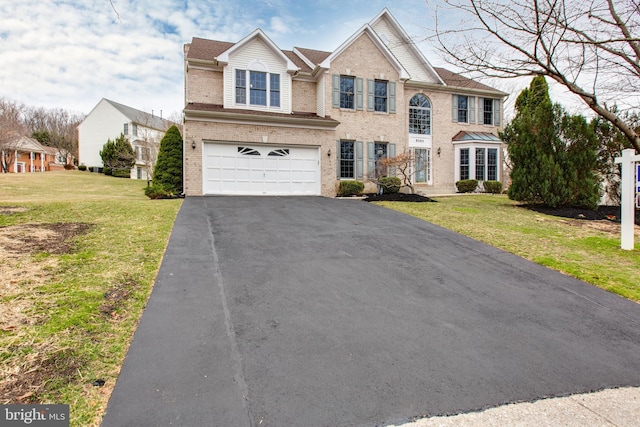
[152,125,183,193]
[100,133,135,176]
[502,76,601,209]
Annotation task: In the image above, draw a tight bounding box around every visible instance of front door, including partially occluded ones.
[414,148,430,183]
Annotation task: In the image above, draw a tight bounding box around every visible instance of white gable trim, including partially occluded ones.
[217,29,298,73]
[319,24,410,81]
[292,48,316,70]
[369,8,445,86]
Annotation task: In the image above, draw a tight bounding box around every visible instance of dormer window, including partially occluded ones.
[235,69,280,108]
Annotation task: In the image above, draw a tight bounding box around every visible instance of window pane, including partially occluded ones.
[488,148,498,181]
[340,141,355,179]
[270,74,280,107]
[374,80,387,112]
[236,70,246,104]
[484,98,493,125]
[415,148,430,182]
[475,148,485,181]
[250,71,267,105]
[458,96,468,123]
[460,148,469,180]
[340,76,355,109]
[409,107,431,135]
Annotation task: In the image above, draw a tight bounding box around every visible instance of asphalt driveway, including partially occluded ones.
[102,196,640,427]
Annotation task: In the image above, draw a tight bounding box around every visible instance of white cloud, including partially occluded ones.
[0,0,506,117]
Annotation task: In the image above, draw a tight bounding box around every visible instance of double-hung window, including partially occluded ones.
[460,148,470,180]
[452,95,476,124]
[457,96,468,123]
[483,99,493,125]
[479,98,501,126]
[235,69,280,108]
[123,123,128,135]
[374,80,388,112]
[249,71,267,105]
[270,74,280,107]
[132,124,138,137]
[339,141,355,179]
[340,76,355,109]
[475,148,485,181]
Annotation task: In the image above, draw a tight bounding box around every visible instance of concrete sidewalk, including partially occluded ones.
[396,387,640,426]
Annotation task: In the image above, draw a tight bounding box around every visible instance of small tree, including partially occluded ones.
[377,152,416,194]
[503,76,601,209]
[152,125,183,193]
[100,133,135,176]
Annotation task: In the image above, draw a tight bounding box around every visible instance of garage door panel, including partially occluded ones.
[204,143,319,195]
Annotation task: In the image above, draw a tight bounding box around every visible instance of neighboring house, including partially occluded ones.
[78,98,176,180]
[183,8,508,197]
[0,135,72,173]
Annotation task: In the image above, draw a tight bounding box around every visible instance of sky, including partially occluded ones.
[1,0,442,118]
[0,0,585,120]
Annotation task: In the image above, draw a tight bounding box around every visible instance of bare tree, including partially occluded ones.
[377,152,417,194]
[0,99,28,173]
[25,106,84,161]
[429,0,640,151]
[367,152,417,194]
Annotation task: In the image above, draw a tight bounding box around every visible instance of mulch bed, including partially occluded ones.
[363,193,436,203]
[362,193,639,226]
[524,205,640,226]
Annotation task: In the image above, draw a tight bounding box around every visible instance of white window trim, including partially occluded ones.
[234,68,282,109]
[453,141,501,183]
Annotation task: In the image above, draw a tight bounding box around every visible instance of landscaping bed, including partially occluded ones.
[363,193,436,203]
[525,205,640,226]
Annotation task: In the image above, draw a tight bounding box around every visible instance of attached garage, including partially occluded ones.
[203,143,321,195]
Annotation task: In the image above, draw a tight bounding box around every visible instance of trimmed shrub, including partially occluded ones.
[483,180,503,194]
[104,167,112,176]
[64,164,75,170]
[337,180,364,197]
[112,168,131,178]
[78,165,87,171]
[379,176,401,194]
[144,183,176,199]
[456,179,478,193]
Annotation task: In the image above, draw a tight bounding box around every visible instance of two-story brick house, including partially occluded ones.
[183,8,507,197]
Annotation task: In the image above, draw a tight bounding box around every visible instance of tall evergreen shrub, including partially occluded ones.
[152,125,183,193]
[502,76,601,209]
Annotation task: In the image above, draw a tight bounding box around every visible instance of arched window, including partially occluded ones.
[409,94,431,135]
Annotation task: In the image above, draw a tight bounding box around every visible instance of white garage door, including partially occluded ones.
[204,143,320,195]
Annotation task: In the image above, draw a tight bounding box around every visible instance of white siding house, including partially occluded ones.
[78,98,176,179]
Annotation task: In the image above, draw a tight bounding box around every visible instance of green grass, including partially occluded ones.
[0,171,182,426]
[375,195,640,301]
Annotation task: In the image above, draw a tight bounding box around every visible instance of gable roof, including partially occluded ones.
[187,37,234,62]
[216,29,298,73]
[283,50,312,73]
[369,8,445,85]
[319,24,410,80]
[103,99,175,130]
[293,47,331,68]
[4,135,46,152]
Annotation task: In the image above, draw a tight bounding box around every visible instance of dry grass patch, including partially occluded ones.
[0,171,181,426]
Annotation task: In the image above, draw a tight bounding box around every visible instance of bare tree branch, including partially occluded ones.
[430,0,640,151]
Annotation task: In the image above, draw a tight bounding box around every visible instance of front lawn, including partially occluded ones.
[0,171,182,426]
[375,195,640,301]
